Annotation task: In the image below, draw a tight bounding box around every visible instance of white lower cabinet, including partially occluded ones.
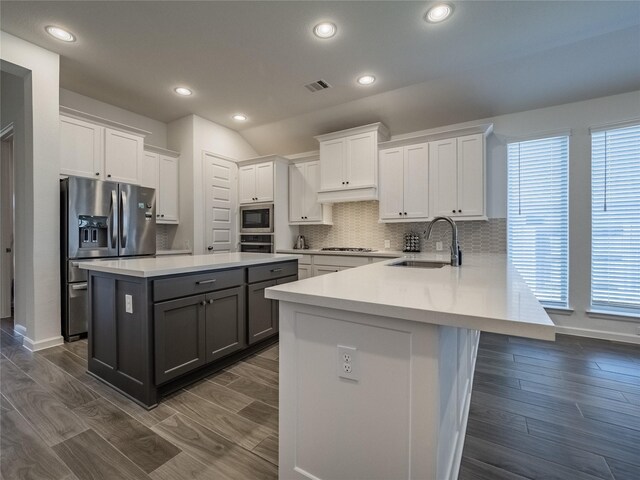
[298,264,312,280]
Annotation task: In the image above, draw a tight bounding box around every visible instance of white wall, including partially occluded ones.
[60,88,168,148]
[1,31,62,350]
[167,114,258,253]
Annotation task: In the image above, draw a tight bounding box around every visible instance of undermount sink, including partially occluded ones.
[389,260,449,269]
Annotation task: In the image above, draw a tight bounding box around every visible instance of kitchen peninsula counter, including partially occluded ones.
[266,253,554,480]
[80,253,300,408]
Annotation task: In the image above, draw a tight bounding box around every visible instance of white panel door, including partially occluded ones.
[289,163,305,222]
[346,131,376,188]
[304,161,322,221]
[378,148,405,220]
[238,164,256,204]
[457,134,484,217]
[255,161,274,202]
[298,265,312,280]
[59,116,104,179]
[429,138,458,217]
[104,128,142,184]
[319,138,345,190]
[204,154,238,253]
[139,152,159,190]
[403,143,429,219]
[158,155,179,223]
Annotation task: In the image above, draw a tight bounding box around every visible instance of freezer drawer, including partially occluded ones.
[67,282,88,338]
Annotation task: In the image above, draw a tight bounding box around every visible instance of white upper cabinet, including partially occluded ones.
[141,147,180,224]
[59,108,148,185]
[60,116,104,179]
[289,160,332,225]
[429,133,485,219]
[104,128,143,183]
[379,143,429,222]
[239,161,274,204]
[316,123,389,203]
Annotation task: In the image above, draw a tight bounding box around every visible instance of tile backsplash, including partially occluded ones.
[299,201,506,253]
[156,224,171,250]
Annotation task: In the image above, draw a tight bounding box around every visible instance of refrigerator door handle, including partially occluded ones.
[110,189,117,249]
[121,189,128,248]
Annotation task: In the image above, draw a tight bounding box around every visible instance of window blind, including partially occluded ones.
[591,124,640,315]
[507,136,569,307]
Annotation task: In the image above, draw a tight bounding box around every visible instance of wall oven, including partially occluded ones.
[240,204,274,233]
[240,234,273,253]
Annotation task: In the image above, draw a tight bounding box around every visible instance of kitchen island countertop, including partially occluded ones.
[266,253,554,340]
[79,252,301,278]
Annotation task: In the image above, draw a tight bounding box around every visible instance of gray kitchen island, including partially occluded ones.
[80,253,299,408]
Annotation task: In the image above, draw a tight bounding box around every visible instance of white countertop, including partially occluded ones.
[266,253,555,340]
[79,253,301,278]
[277,248,405,258]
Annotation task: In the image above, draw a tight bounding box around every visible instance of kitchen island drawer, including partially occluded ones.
[248,261,298,284]
[153,268,244,302]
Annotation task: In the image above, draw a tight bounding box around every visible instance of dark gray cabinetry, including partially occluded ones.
[205,286,246,363]
[154,295,206,384]
[247,268,298,345]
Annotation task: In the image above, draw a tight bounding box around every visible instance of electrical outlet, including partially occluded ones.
[436,241,443,251]
[125,294,133,314]
[337,345,358,381]
[384,240,391,249]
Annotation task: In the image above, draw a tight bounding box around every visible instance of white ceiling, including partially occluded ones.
[2,1,639,154]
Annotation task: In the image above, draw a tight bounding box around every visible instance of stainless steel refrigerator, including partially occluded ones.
[61,176,156,340]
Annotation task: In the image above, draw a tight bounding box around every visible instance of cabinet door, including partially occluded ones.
[139,152,159,190]
[319,138,345,191]
[304,161,323,221]
[403,143,429,219]
[429,138,458,217]
[247,279,277,345]
[255,162,274,202]
[158,155,179,223]
[379,148,405,220]
[289,163,306,222]
[298,264,312,279]
[205,286,246,363]
[239,165,256,204]
[60,116,104,179]
[457,134,484,217]
[346,131,376,188]
[104,128,143,184]
[312,265,341,276]
[154,295,206,384]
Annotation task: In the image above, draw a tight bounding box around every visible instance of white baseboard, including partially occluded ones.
[555,326,640,345]
[23,334,64,352]
[13,323,27,336]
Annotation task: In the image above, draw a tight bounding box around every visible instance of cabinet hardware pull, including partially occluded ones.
[271,268,283,273]
[200,300,206,306]
[196,279,217,285]
[208,299,214,304]
[452,209,456,213]
[399,212,402,216]
[458,209,462,213]
[346,181,349,184]
[107,174,112,178]
[95,172,100,176]
[404,212,407,215]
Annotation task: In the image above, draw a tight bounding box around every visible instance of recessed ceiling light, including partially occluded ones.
[357,75,376,86]
[174,87,193,96]
[313,22,337,39]
[232,114,248,121]
[45,25,76,42]
[425,3,454,23]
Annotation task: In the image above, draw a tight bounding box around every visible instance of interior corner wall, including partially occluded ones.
[59,88,168,148]
[168,114,258,254]
[1,31,62,350]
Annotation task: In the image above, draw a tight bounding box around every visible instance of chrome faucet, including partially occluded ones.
[424,216,461,266]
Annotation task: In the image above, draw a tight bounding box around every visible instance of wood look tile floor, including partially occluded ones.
[1,316,639,480]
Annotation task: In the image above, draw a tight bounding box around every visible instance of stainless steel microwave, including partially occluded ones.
[240,204,274,233]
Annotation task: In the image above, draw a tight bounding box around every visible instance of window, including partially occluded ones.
[591,123,640,316]
[507,136,569,307]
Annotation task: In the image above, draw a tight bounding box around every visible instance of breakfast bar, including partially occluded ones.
[266,253,555,480]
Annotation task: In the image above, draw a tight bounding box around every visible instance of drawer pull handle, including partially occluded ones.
[71,283,88,291]
[196,279,217,285]
[271,268,283,273]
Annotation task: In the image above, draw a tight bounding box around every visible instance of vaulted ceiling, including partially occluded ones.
[2,1,639,154]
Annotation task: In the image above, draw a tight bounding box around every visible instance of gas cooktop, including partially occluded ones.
[320,247,377,252]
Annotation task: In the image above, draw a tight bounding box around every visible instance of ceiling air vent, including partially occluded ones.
[304,80,332,93]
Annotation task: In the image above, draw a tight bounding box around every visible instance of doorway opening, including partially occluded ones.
[0,125,15,321]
